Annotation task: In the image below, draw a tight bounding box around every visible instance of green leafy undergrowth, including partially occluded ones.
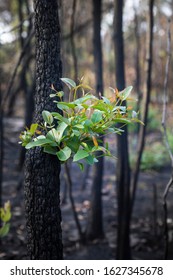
[19,78,142,170]
[130,130,173,171]
[0,201,11,238]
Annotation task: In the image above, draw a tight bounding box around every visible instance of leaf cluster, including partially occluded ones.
[0,201,11,238]
[19,78,142,170]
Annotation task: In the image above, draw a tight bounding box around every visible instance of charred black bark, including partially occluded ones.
[24,0,63,259]
[113,0,131,259]
[86,0,104,240]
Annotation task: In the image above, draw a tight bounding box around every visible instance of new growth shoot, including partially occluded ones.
[19,78,142,170]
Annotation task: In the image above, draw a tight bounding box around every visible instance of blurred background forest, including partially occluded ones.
[0,0,173,260]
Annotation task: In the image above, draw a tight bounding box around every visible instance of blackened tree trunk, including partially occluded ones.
[86,0,104,240]
[113,0,131,259]
[24,0,63,259]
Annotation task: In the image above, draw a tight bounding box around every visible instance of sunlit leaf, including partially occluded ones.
[26,138,54,149]
[42,110,53,125]
[61,78,76,89]
[119,86,133,101]
[30,124,38,135]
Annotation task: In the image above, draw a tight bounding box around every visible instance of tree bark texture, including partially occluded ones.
[86,0,104,240]
[24,0,63,259]
[114,0,131,259]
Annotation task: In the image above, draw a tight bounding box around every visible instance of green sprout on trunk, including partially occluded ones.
[19,78,142,170]
[0,201,12,238]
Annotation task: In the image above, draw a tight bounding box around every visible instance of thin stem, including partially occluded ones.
[64,162,85,243]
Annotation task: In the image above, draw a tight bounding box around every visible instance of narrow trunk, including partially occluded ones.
[24,0,63,259]
[70,0,78,82]
[114,0,131,259]
[130,0,154,214]
[86,154,104,239]
[86,0,104,240]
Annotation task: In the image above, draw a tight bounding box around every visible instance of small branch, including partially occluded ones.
[64,162,85,243]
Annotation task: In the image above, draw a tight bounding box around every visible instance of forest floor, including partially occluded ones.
[1,116,173,260]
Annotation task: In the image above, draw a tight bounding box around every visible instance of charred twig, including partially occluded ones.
[161,18,172,260]
[64,162,85,243]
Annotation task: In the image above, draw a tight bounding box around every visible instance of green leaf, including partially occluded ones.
[0,223,10,238]
[57,91,64,98]
[25,138,54,149]
[119,86,133,101]
[43,146,57,155]
[51,112,70,125]
[102,96,111,104]
[77,162,84,171]
[84,119,93,127]
[57,103,71,111]
[73,94,97,105]
[42,110,53,125]
[56,122,68,139]
[46,122,68,143]
[61,78,76,89]
[85,155,95,165]
[92,103,108,112]
[91,111,103,123]
[0,208,11,222]
[72,129,81,136]
[30,123,38,135]
[49,93,57,98]
[73,149,89,162]
[74,124,84,129]
[65,136,80,152]
[58,102,76,109]
[114,118,131,124]
[56,146,71,161]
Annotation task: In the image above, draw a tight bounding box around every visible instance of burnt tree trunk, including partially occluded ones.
[24,0,63,259]
[86,0,104,240]
[113,0,131,259]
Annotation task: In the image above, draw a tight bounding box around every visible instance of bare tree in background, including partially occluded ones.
[113,0,131,259]
[130,0,155,215]
[86,0,104,240]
